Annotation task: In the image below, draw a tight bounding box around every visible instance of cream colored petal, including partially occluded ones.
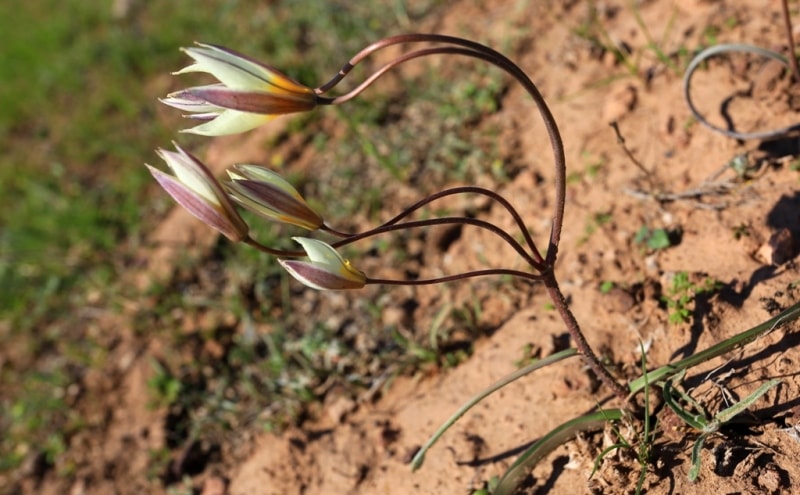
[293,237,342,265]
[193,43,314,95]
[155,149,219,205]
[178,47,264,90]
[180,110,274,136]
[180,44,313,96]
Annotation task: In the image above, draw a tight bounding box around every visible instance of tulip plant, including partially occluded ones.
[149,34,627,398]
[149,34,800,491]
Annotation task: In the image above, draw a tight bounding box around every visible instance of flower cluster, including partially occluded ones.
[148,38,553,292]
[147,143,364,290]
[148,44,363,289]
[148,33,632,414]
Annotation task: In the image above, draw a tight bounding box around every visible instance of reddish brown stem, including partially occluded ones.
[333,216,542,270]
[542,271,628,401]
[317,34,566,266]
[367,268,543,286]
[782,0,800,82]
[313,35,626,400]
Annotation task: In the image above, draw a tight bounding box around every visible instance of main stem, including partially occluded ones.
[542,271,628,400]
[782,0,800,82]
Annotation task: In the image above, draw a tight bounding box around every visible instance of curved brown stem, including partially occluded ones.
[367,268,543,286]
[782,0,800,82]
[316,34,566,266]
[324,186,544,267]
[247,214,541,270]
[243,236,302,256]
[332,216,543,271]
[314,35,627,397]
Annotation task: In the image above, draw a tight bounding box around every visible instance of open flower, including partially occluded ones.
[146,144,249,241]
[162,43,318,136]
[279,237,366,290]
[225,164,323,230]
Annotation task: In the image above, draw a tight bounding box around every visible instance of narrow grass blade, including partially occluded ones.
[628,301,800,394]
[662,373,708,431]
[662,368,708,418]
[410,347,578,471]
[684,43,794,140]
[494,408,625,495]
[635,340,651,495]
[590,442,627,477]
[711,378,781,429]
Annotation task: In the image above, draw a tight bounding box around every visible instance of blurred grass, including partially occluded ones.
[0,0,427,327]
[0,0,512,485]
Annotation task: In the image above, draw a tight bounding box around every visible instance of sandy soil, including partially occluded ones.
[15,1,800,494]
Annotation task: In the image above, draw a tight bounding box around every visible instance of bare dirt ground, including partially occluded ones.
[16,0,800,494]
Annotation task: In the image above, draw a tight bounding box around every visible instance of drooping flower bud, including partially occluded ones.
[279,237,366,290]
[225,164,323,230]
[146,144,248,241]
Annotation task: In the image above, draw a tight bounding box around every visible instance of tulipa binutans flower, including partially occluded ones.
[162,43,318,136]
[225,164,323,231]
[279,237,366,290]
[146,144,249,242]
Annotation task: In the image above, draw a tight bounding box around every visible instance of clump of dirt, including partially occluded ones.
[13,1,800,494]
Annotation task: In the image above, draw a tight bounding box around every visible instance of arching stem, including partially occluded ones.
[316,34,566,265]
[367,268,543,286]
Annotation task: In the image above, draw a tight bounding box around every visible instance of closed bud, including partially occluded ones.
[225,165,323,230]
[146,144,248,242]
[279,237,366,290]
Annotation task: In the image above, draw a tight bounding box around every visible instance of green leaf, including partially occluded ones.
[591,443,627,478]
[646,228,671,250]
[628,301,800,394]
[634,225,650,244]
[410,348,579,471]
[494,409,625,495]
[599,280,615,294]
[688,434,707,482]
[709,379,781,431]
[662,372,708,431]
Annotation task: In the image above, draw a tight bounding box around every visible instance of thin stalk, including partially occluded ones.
[246,214,539,270]
[321,47,476,105]
[320,224,351,238]
[319,36,621,395]
[387,187,543,265]
[331,216,542,269]
[316,34,566,265]
[325,186,544,267]
[542,272,628,400]
[367,268,543,286]
[243,236,302,256]
[312,36,620,398]
[782,0,800,82]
